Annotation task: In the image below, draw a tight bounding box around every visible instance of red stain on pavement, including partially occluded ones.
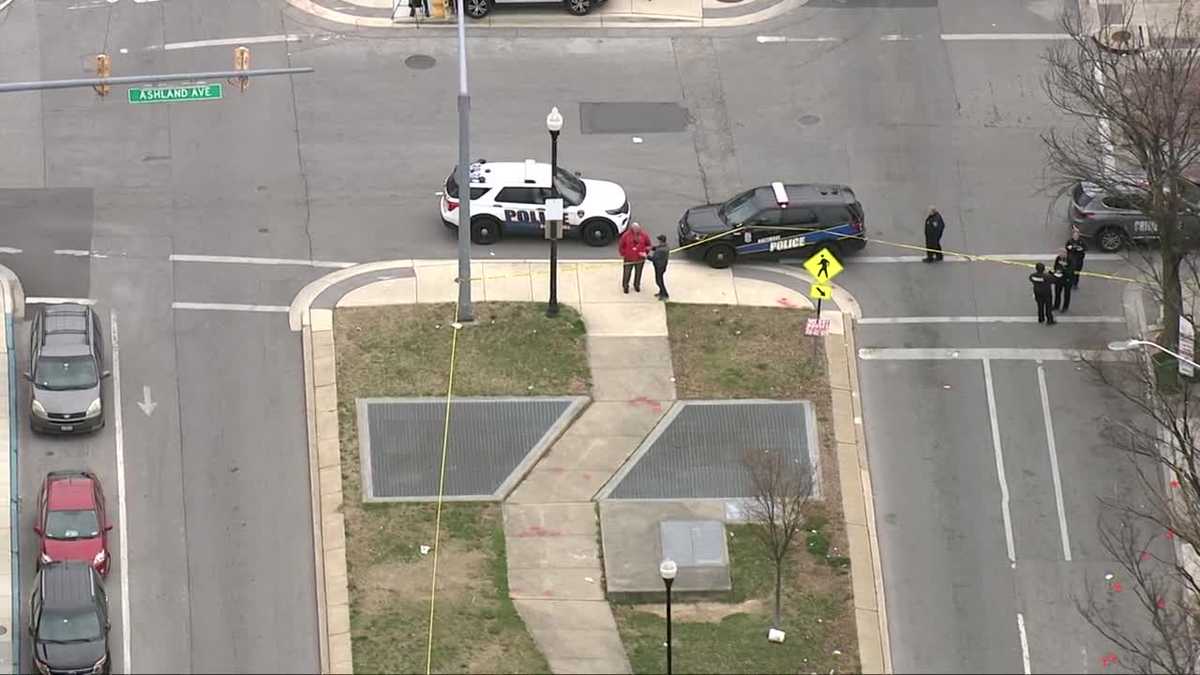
[1158,597,1167,609]
[1170,479,1181,488]
[1102,653,1118,667]
[1141,550,1152,561]
[629,396,663,412]
[776,297,800,309]
[1111,581,1123,593]
[514,525,563,538]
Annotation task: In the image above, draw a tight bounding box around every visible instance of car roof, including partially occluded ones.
[755,183,858,207]
[462,160,554,188]
[39,562,98,609]
[38,304,93,356]
[46,473,97,511]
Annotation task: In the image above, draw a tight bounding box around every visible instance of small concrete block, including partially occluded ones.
[837,443,867,527]
[310,309,333,332]
[508,568,606,600]
[325,573,350,608]
[831,389,855,443]
[531,261,582,306]
[825,337,851,391]
[321,489,344,519]
[312,350,338,389]
[414,260,483,303]
[336,277,417,307]
[322,514,346,549]
[732,275,813,309]
[537,434,644,471]
[577,261,652,303]
[566,401,665,437]
[586,336,674,369]
[845,522,877,612]
[317,428,341,465]
[310,328,335,355]
[661,263,736,305]
[331,659,354,675]
[580,301,668,337]
[328,633,354,671]
[327,607,351,646]
[314,383,338,415]
[823,310,845,335]
[509,469,612,503]
[482,262,534,302]
[319,464,342,497]
[855,608,885,675]
[504,503,599,538]
[506,534,603,570]
[324,550,348,585]
[591,367,676,402]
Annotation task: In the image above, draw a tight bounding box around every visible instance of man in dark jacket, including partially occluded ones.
[1052,249,1075,312]
[1030,262,1056,324]
[650,235,670,300]
[1065,227,1087,289]
[924,206,945,262]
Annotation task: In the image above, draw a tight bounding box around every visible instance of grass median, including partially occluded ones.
[612,304,858,674]
[334,303,590,674]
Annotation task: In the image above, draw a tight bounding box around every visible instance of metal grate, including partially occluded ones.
[601,400,820,500]
[359,397,587,501]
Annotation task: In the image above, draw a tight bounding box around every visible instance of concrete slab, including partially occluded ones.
[546,656,634,675]
[586,336,674,369]
[599,499,731,594]
[509,568,606,600]
[566,401,666,436]
[310,309,333,331]
[482,262,535,302]
[314,382,338,415]
[632,0,702,17]
[661,263,737,305]
[514,599,624,632]
[529,627,630,660]
[536,434,644,471]
[506,535,603,569]
[336,277,417,307]
[837,442,867,528]
[530,262,583,307]
[732,275,813,309]
[577,261,649,303]
[504,503,599,537]
[413,260,483,303]
[846,522,877,612]
[826,334,851,391]
[591,366,677,402]
[580,301,668,337]
[856,608,885,675]
[508,468,612,503]
[831,389,855,443]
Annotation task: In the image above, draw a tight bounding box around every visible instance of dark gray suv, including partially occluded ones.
[26,304,108,434]
[29,561,110,675]
[1069,180,1200,251]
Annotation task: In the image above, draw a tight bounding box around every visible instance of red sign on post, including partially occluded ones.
[804,318,830,337]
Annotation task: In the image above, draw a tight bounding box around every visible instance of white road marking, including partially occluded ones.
[110,310,133,674]
[137,385,157,416]
[858,347,1112,361]
[1037,364,1073,561]
[984,358,1018,565]
[0,247,20,254]
[160,34,302,51]
[171,302,290,313]
[54,249,93,257]
[788,253,1122,264]
[1095,64,1117,175]
[755,35,841,43]
[858,315,1124,325]
[1017,612,1032,674]
[168,253,356,269]
[941,32,1072,41]
[24,297,96,305]
[881,34,917,41]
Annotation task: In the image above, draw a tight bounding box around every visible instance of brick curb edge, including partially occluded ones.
[823,313,891,674]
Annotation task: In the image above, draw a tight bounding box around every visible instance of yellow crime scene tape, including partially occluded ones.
[420,222,1141,669]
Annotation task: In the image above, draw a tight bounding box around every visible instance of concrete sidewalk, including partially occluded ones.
[0,266,24,675]
[292,257,889,674]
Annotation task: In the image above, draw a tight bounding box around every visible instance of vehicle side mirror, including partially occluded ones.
[32,525,41,535]
[105,524,113,531]
[101,370,111,379]
[22,371,31,381]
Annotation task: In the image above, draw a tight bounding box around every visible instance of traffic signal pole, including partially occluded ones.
[454,0,474,322]
[0,66,313,94]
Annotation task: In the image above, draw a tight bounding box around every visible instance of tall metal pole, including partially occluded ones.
[454,0,474,322]
[665,576,673,675]
[547,128,560,317]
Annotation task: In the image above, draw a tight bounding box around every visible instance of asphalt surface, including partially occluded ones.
[0,0,1163,672]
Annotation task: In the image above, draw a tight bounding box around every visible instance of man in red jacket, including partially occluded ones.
[618,222,653,293]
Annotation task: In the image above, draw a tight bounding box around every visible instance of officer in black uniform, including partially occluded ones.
[1052,249,1075,312]
[1030,262,1056,324]
[1065,227,1087,289]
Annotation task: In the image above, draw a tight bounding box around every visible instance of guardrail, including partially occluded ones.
[0,266,23,675]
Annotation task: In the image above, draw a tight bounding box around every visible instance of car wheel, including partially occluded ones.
[704,244,735,269]
[1097,227,1126,252]
[466,0,490,18]
[581,219,615,246]
[565,0,591,14]
[471,216,502,245]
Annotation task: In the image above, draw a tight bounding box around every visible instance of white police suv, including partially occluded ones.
[440,159,631,246]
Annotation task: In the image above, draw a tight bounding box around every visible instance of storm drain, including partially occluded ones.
[599,400,820,500]
[358,397,588,502]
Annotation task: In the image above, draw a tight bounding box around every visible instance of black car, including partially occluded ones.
[30,561,109,675]
[678,182,866,268]
[27,304,108,434]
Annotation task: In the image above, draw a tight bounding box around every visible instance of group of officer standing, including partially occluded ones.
[1028,227,1088,325]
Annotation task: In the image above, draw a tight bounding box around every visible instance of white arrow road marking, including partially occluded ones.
[137,386,157,416]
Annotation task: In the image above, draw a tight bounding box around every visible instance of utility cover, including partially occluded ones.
[660,520,728,567]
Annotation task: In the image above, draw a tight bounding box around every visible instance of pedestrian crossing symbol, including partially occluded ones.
[809,283,833,300]
[803,248,844,282]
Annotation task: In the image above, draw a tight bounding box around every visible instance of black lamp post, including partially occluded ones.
[660,558,677,675]
[546,106,564,317]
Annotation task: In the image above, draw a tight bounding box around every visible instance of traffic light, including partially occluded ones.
[93,54,111,97]
[232,46,250,92]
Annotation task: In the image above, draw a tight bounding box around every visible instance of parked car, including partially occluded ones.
[29,561,110,675]
[1068,180,1200,251]
[35,471,111,576]
[463,0,604,19]
[27,304,108,434]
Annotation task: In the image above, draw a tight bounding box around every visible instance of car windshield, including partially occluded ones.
[554,168,586,205]
[45,509,100,540]
[38,608,102,643]
[34,356,98,391]
[719,191,760,224]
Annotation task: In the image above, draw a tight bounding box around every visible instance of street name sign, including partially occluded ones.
[128,83,223,104]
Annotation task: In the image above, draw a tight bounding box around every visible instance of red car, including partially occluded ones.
[35,471,111,576]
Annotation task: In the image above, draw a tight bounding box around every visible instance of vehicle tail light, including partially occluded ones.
[446,198,459,212]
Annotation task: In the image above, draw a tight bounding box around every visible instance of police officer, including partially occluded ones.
[1065,227,1087,289]
[1030,262,1056,325]
[923,206,946,262]
[1052,248,1075,312]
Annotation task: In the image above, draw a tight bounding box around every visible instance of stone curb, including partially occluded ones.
[0,265,20,675]
[823,312,891,674]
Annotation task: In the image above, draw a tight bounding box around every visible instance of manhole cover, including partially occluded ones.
[799,114,821,126]
[405,54,436,70]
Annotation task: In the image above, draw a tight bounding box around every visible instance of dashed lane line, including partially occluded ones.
[168,254,357,269]
[858,315,1124,325]
[858,347,1114,361]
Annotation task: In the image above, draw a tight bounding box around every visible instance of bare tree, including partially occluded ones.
[1042,0,1200,349]
[742,447,813,629]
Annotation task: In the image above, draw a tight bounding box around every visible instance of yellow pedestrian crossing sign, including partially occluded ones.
[809,283,832,300]
[803,248,844,282]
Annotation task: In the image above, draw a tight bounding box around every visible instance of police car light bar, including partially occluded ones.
[771,181,789,206]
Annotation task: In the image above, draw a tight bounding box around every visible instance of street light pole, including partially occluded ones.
[453,0,474,322]
[546,106,564,318]
[1108,338,1200,370]
[659,559,677,675]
